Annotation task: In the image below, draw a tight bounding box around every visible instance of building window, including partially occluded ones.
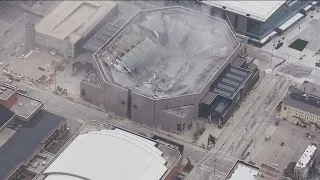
[246,18,262,38]
[121,100,125,105]
[133,105,137,109]
[284,106,287,110]
[177,123,182,132]
[234,14,238,29]
[81,89,85,96]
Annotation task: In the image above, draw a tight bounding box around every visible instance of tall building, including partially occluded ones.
[197,0,318,45]
[294,145,317,180]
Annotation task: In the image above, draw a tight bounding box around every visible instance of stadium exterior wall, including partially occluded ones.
[80,79,103,106]
[131,91,156,127]
[157,104,197,132]
[104,81,129,118]
[80,39,247,132]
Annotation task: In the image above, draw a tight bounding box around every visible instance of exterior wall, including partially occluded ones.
[5,121,67,180]
[0,92,18,109]
[158,105,196,132]
[236,15,248,34]
[80,81,103,106]
[131,92,155,126]
[294,148,316,180]
[294,166,308,180]
[280,103,320,126]
[103,82,128,117]
[164,156,183,180]
[93,41,243,131]
[226,11,236,28]
[0,115,15,133]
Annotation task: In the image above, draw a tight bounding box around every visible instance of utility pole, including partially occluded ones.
[54,69,57,91]
[5,52,7,67]
[270,48,274,68]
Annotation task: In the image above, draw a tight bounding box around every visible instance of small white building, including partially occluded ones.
[225,161,263,180]
[294,145,317,180]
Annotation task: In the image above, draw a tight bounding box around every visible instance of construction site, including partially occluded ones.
[80,6,259,133]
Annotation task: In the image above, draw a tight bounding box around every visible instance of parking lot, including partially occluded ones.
[250,120,317,176]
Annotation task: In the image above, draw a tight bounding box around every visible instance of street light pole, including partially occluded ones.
[270,48,274,68]
[5,52,7,67]
[54,69,57,91]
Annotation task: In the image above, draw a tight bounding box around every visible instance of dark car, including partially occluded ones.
[280,142,284,146]
[3,30,9,35]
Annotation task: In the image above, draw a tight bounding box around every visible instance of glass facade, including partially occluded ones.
[245,0,311,40]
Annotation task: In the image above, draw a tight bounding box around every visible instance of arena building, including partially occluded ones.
[198,0,318,45]
[35,1,118,58]
[33,121,182,180]
[80,6,259,132]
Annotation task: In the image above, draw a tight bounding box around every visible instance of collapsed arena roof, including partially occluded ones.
[95,6,240,98]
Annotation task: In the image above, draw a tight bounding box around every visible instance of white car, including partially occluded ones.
[50,50,56,56]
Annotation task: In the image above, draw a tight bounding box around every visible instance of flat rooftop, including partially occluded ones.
[296,145,317,168]
[301,81,320,98]
[0,85,16,100]
[34,121,181,180]
[225,161,263,180]
[35,1,117,43]
[27,152,55,174]
[83,23,120,52]
[12,94,43,119]
[213,67,251,98]
[0,111,66,180]
[96,6,239,98]
[202,0,286,22]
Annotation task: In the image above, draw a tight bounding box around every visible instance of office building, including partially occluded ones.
[198,0,318,45]
[294,145,317,180]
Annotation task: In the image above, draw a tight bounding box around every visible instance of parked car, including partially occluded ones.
[280,142,284,146]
